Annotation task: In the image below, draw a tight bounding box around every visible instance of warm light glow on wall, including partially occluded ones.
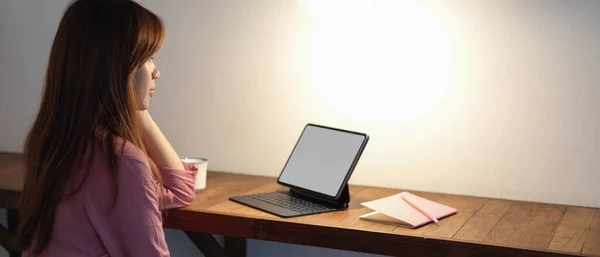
[302,0,453,125]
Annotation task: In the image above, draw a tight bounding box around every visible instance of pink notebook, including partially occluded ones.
[360,192,457,228]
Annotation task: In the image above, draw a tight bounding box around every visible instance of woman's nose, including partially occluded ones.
[152,68,160,80]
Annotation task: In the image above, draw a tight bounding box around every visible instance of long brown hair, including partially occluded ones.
[15,0,165,254]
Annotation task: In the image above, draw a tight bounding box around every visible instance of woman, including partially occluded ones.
[14,0,198,256]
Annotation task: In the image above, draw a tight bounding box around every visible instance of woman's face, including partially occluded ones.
[134,58,160,110]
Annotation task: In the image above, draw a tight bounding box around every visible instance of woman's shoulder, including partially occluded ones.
[115,139,150,167]
[88,137,152,178]
[80,138,156,208]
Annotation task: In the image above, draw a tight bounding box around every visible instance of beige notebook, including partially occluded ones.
[359,192,457,228]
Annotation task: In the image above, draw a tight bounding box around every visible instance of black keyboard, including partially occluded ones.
[248,191,336,214]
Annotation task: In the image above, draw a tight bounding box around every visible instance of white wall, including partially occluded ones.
[2,0,600,256]
[133,0,600,208]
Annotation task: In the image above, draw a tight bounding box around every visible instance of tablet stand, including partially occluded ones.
[290,183,350,209]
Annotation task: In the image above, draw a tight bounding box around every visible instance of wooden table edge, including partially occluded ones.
[164,208,593,257]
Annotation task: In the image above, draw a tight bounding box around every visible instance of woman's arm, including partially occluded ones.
[138,110,197,208]
[139,110,184,170]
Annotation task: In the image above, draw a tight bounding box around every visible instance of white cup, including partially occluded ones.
[181,157,208,192]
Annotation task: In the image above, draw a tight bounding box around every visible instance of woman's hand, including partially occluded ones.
[138,110,184,170]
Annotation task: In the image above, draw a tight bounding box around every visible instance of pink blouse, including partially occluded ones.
[23,140,198,257]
